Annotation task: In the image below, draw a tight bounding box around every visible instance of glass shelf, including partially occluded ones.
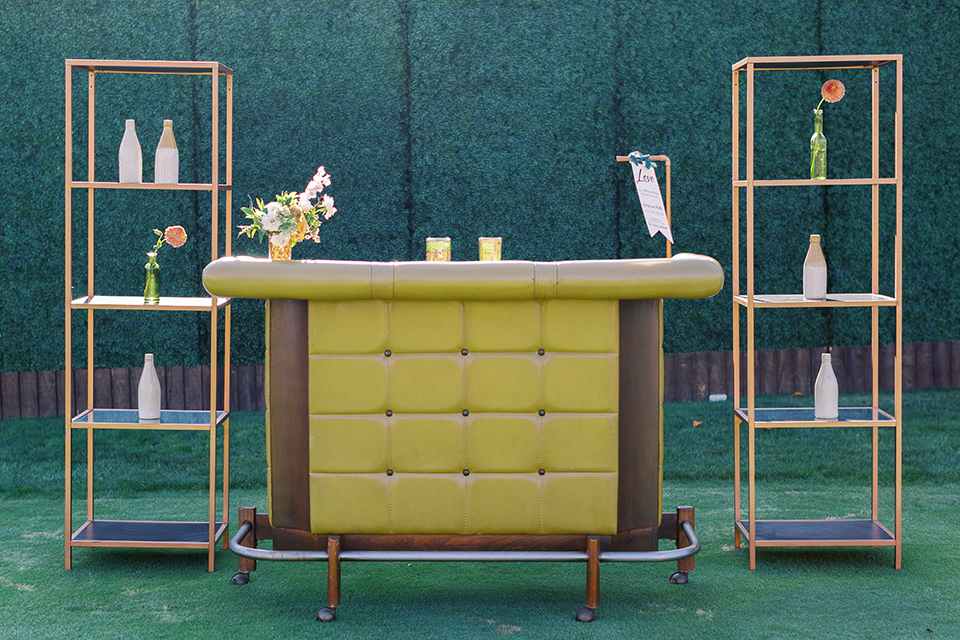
[71,520,228,548]
[736,519,896,547]
[70,181,230,191]
[734,293,896,308]
[733,178,896,187]
[72,408,228,431]
[734,406,896,428]
[71,295,229,311]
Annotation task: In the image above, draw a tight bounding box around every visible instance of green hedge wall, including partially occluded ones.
[3,0,959,372]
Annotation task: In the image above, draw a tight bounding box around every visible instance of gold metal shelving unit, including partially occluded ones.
[731,55,903,569]
[64,59,233,572]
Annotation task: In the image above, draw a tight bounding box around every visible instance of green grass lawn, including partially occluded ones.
[1,390,959,638]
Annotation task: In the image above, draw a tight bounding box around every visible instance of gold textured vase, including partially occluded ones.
[269,241,292,261]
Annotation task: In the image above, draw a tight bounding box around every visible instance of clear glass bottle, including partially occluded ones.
[138,353,161,420]
[154,119,179,184]
[814,352,839,420]
[803,234,827,300]
[143,252,160,304]
[118,119,143,183]
[810,109,826,180]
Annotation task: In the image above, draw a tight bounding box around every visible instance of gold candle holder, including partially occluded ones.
[479,237,502,261]
[426,237,451,261]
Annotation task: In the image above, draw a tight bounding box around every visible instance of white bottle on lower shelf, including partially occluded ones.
[803,234,827,300]
[138,353,161,421]
[814,352,839,420]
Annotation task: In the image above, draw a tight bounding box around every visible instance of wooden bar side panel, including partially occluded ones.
[267,299,311,531]
[617,299,662,543]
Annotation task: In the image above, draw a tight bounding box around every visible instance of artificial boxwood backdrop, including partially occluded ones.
[2,0,958,372]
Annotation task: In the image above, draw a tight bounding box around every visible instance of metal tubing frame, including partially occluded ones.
[64,60,232,572]
[730,55,902,570]
[229,521,700,565]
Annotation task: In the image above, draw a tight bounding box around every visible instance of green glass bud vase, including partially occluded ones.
[810,108,826,180]
[143,252,160,304]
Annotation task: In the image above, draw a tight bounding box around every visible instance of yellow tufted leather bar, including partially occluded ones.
[203,255,724,541]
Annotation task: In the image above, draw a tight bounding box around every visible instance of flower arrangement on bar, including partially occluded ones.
[144,225,188,304]
[810,79,845,180]
[237,166,337,260]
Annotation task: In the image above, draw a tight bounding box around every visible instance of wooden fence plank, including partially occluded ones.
[73,368,88,414]
[878,344,892,391]
[916,342,934,389]
[902,342,917,390]
[230,365,240,412]
[256,363,266,411]
[759,350,777,396]
[845,346,864,392]
[111,368,130,409]
[57,370,66,417]
[1,371,19,420]
[739,350,748,398]
[128,367,142,412]
[777,348,795,395]
[201,365,211,410]
[724,349,735,399]
[953,342,960,388]
[663,353,676,403]
[185,366,203,410]
[19,371,39,419]
[934,342,951,389]
[795,348,812,396]
[93,368,113,408]
[692,352,709,400]
[217,364,226,411]
[708,351,726,396]
[38,370,57,418]
[167,365,185,410]
[676,353,693,402]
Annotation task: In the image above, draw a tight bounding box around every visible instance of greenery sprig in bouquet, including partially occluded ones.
[238,166,337,253]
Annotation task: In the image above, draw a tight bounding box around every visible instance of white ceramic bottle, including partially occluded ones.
[814,352,839,420]
[154,119,179,184]
[118,119,143,183]
[803,234,827,300]
[138,353,161,420]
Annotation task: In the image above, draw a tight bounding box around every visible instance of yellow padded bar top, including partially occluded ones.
[203,254,724,301]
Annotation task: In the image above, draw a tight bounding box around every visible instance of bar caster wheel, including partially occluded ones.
[316,607,336,622]
[669,571,689,585]
[575,607,595,623]
[230,572,250,585]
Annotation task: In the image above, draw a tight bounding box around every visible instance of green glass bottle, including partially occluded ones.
[143,252,160,304]
[810,109,826,180]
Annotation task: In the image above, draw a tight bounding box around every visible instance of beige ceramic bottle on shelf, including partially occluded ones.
[803,234,827,300]
[138,353,161,421]
[154,119,179,184]
[814,352,839,420]
[118,119,142,183]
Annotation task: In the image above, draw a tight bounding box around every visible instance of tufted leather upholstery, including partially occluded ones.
[307,299,620,535]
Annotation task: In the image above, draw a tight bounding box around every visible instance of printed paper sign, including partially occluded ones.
[631,163,674,244]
